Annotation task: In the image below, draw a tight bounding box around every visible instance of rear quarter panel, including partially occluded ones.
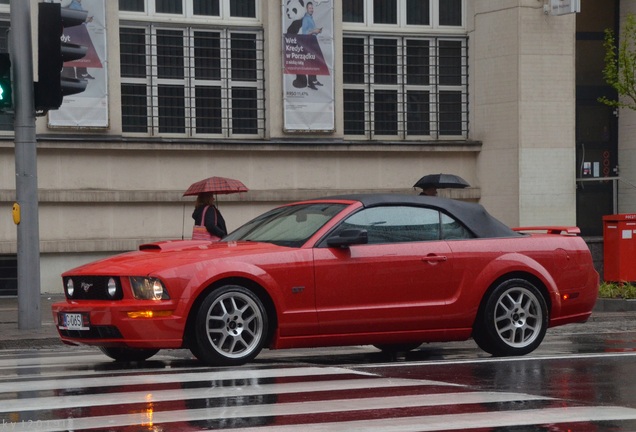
[442,234,598,329]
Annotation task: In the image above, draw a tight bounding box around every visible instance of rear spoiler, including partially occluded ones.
[512,226,581,235]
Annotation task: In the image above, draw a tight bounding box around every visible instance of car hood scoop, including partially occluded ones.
[139,240,219,252]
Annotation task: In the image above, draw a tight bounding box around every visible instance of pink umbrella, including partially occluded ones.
[183,176,248,196]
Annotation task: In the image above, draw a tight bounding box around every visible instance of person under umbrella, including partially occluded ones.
[414,173,470,196]
[191,192,227,241]
[419,185,438,196]
[183,176,248,241]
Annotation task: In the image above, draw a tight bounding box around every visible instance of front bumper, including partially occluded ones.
[52,299,186,349]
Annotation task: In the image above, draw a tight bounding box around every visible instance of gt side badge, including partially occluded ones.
[291,286,304,294]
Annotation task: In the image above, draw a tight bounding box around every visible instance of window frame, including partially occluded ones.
[119,0,261,25]
[342,34,468,140]
[119,23,265,138]
[343,0,465,32]
[342,0,468,141]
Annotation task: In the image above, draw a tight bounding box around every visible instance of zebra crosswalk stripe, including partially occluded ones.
[0,376,457,413]
[229,406,636,432]
[1,392,552,432]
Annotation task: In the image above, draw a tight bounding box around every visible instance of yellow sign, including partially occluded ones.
[12,202,20,224]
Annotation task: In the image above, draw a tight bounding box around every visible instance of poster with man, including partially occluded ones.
[282,0,334,132]
[48,0,108,128]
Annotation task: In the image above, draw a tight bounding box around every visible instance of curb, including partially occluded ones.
[593,298,636,313]
[0,337,64,350]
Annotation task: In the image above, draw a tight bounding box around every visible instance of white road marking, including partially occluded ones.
[0,377,461,413]
[228,406,636,432]
[0,365,381,393]
[1,392,555,432]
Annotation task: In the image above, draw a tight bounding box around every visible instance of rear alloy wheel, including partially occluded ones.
[191,285,268,366]
[98,347,159,362]
[473,279,548,357]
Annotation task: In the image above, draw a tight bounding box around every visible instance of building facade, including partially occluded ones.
[0,0,628,295]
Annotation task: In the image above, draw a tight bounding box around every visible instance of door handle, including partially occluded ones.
[422,255,448,263]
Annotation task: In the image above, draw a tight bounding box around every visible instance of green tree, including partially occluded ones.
[600,14,636,110]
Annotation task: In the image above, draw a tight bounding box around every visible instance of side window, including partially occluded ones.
[441,213,473,240]
[337,206,441,244]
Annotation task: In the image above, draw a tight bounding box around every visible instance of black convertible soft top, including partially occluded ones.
[320,193,521,239]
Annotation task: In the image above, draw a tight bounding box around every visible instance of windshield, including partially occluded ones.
[223,203,347,247]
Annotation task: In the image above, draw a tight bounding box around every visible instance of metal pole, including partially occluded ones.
[613,178,618,214]
[11,0,40,329]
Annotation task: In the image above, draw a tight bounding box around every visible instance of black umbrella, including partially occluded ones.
[414,173,470,189]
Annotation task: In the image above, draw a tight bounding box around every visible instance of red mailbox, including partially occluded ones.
[603,214,636,282]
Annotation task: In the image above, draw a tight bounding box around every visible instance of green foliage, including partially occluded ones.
[599,281,636,299]
[599,14,636,110]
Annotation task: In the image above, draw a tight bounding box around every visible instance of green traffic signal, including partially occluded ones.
[0,53,12,110]
[0,80,10,104]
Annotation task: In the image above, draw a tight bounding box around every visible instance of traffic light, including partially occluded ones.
[34,2,88,112]
[0,53,11,111]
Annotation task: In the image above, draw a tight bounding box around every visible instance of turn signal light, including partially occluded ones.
[127,310,173,319]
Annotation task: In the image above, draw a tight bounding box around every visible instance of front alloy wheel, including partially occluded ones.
[473,279,548,356]
[192,285,268,366]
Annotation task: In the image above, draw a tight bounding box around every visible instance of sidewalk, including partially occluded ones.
[0,295,65,349]
[0,295,635,350]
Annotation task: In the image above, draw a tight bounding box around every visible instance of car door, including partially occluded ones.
[313,205,455,335]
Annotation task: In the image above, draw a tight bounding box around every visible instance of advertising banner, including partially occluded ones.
[49,0,108,128]
[282,0,334,132]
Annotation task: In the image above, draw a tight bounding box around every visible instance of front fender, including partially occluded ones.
[152,260,286,321]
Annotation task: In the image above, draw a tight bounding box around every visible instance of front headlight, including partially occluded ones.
[107,278,118,298]
[129,277,169,300]
[66,278,74,298]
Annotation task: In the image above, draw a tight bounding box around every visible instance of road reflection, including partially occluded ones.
[42,371,279,430]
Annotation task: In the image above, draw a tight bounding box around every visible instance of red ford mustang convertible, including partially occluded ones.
[52,194,599,365]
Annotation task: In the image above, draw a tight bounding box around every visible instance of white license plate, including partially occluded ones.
[62,313,89,330]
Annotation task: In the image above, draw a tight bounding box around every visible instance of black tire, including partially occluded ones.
[191,285,268,366]
[98,346,159,362]
[373,343,421,353]
[473,278,548,357]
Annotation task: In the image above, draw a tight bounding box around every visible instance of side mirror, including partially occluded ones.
[327,228,368,248]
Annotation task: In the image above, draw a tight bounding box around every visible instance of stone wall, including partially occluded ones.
[585,237,604,281]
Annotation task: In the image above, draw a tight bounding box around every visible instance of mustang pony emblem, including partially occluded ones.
[81,282,92,292]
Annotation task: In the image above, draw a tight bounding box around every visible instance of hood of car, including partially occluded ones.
[62,240,288,277]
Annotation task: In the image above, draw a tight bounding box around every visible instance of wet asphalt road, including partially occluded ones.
[3,317,636,430]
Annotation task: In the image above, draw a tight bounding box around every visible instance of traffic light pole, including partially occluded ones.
[11,0,41,329]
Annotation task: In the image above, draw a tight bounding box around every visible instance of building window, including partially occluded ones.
[120,0,145,12]
[439,0,463,26]
[342,0,467,140]
[0,255,17,297]
[343,0,463,28]
[119,0,256,18]
[343,35,468,139]
[120,26,265,137]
